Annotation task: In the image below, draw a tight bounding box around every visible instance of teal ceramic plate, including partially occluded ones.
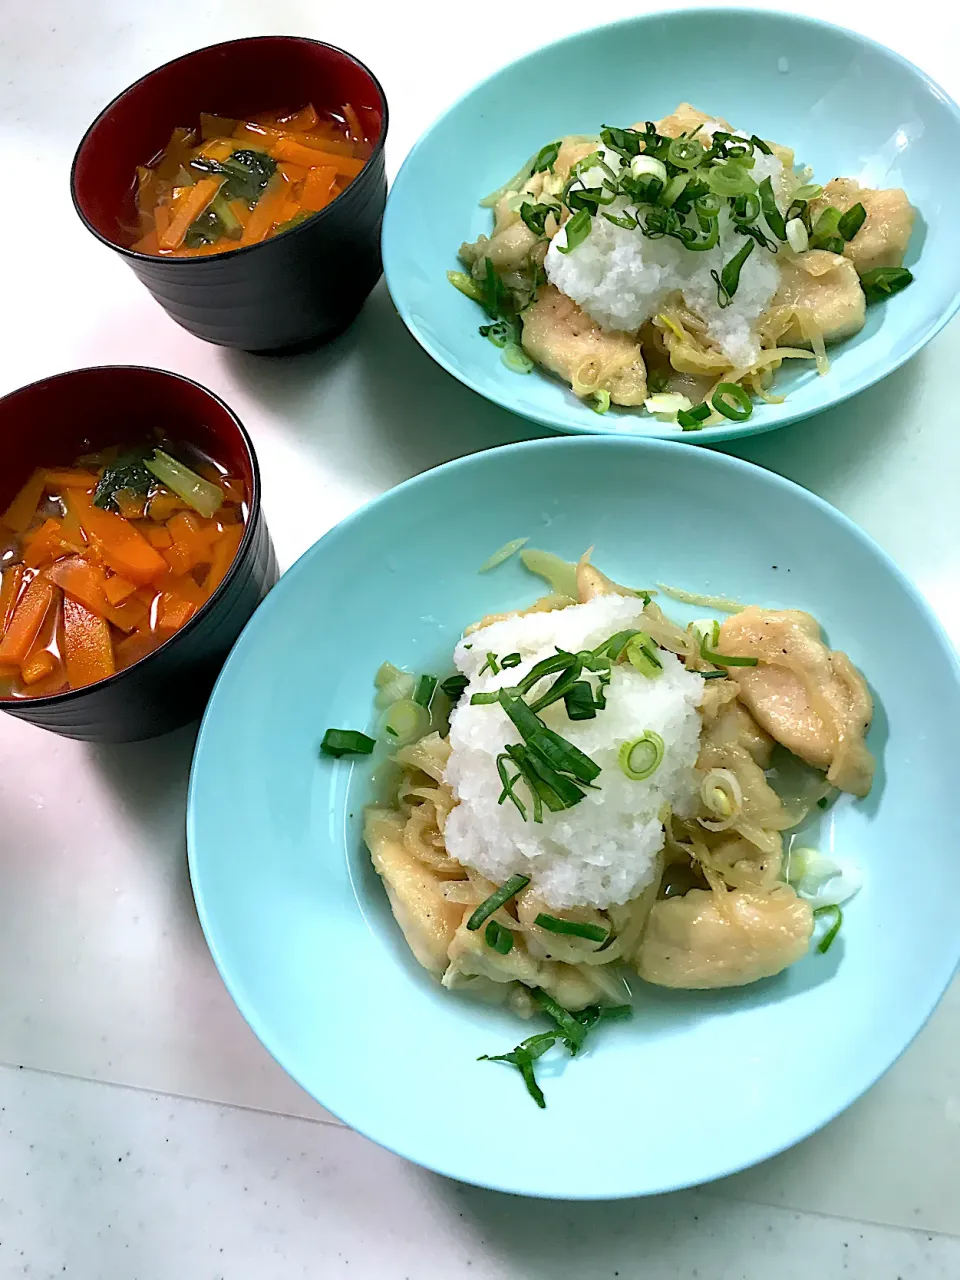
[188,438,960,1197]
[382,9,960,442]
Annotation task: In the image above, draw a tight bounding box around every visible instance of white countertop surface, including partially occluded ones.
[2,1,960,1276]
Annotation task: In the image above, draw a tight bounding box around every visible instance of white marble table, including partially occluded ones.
[2,1,959,1275]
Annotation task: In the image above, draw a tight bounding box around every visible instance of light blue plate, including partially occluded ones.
[382,9,960,442]
[187,437,960,1198]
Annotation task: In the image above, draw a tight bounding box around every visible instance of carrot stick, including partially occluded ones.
[62,597,115,689]
[202,525,243,600]
[241,180,288,245]
[21,649,56,686]
[154,204,172,239]
[160,177,223,250]
[228,199,250,230]
[23,518,75,569]
[0,564,25,637]
[300,166,337,212]
[144,525,173,550]
[114,627,157,671]
[44,556,111,619]
[289,132,361,158]
[68,489,167,585]
[271,137,364,176]
[2,469,45,533]
[132,230,160,255]
[278,162,309,185]
[44,469,100,491]
[343,103,364,142]
[0,577,56,665]
[60,490,90,547]
[157,592,198,636]
[103,575,136,606]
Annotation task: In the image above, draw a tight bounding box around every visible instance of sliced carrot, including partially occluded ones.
[67,489,167,585]
[280,104,320,131]
[228,199,250,230]
[103,575,136,606]
[62,597,115,689]
[289,132,361,158]
[114,627,158,671]
[104,594,149,633]
[153,203,172,240]
[44,556,110,618]
[59,492,89,548]
[157,592,198,636]
[198,137,235,162]
[2,469,45,533]
[202,525,243,600]
[278,161,309,186]
[23,519,76,569]
[241,180,289,245]
[0,564,25,637]
[0,577,56,665]
[160,176,223,250]
[132,229,160,255]
[21,649,56,686]
[300,165,338,212]
[272,136,364,176]
[44,469,100,491]
[144,525,173,550]
[168,510,214,563]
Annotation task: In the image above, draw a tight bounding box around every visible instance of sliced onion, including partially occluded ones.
[787,848,863,907]
[698,767,743,832]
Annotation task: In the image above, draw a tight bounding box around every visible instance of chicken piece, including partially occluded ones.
[810,178,915,274]
[635,886,813,988]
[718,607,875,797]
[768,250,866,346]
[521,284,648,405]
[364,810,466,975]
[651,103,731,139]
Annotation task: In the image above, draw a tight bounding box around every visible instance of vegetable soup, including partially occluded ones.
[0,439,247,699]
[129,102,378,256]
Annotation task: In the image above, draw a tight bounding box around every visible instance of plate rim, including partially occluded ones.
[187,434,960,1197]
[381,6,960,444]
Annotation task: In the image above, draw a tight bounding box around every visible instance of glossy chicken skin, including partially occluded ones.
[770,250,866,346]
[718,607,875,796]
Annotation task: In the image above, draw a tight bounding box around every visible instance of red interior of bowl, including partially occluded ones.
[72,36,386,245]
[0,367,253,512]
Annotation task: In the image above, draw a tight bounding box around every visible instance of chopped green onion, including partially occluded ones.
[479,153,539,208]
[837,202,866,241]
[677,403,711,431]
[666,137,705,170]
[534,140,562,173]
[815,904,843,954]
[785,217,809,254]
[705,162,758,198]
[480,652,500,676]
[630,154,668,185]
[758,176,786,240]
[594,629,641,662]
[447,269,485,303]
[809,205,842,250]
[320,728,376,757]
[440,674,469,702]
[478,1042,548,1108]
[500,652,522,669]
[470,691,501,705]
[699,619,759,667]
[711,239,755,308]
[502,342,534,374]
[712,382,753,422]
[701,670,727,679]
[530,988,589,1053]
[557,208,592,254]
[413,674,437,708]
[527,723,601,784]
[516,743,586,808]
[485,919,514,955]
[496,752,528,820]
[860,266,913,303]
[479,537,529,573]
[618,731,665,781]
[659,173,690,207]
[592,389,611,414]
[792,182,824,204]
[534,913,608,943]
[519,549,579,599]
[563,680,597,721]
[145,449,224,519]
[519,199,560,236]
[656,585,744,612]
[466,873,531,931]
[383,698,431,744]
[625,632,663,679]
[749,134,773,156]
[527,660,584,713]
[479,320,515,349]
